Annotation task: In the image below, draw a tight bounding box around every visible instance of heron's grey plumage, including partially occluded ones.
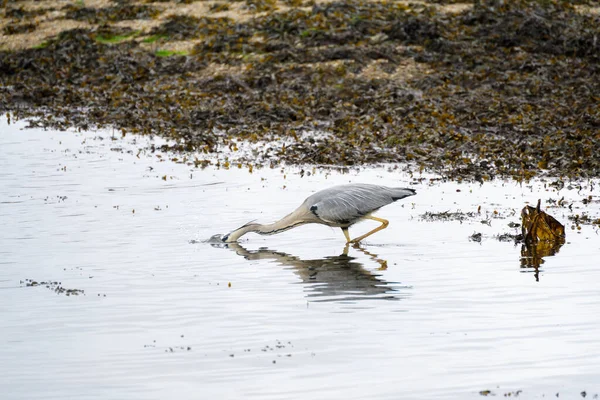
[222,183,416,243]
[305,184,415,226]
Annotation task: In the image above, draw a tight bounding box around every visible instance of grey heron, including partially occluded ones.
[222,183,416,243]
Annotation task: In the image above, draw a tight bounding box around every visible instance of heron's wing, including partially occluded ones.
[309,196,368,225]
[307,185,414,225]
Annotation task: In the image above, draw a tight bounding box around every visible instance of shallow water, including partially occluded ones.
[1,117,599,399]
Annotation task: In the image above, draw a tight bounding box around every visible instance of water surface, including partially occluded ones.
[1,118,599,399]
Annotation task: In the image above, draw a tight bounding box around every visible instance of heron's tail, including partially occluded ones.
[391,187,416,201]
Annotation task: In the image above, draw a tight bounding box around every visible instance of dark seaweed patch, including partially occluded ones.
[62,3,160,23]
[4,6,55,20]
[149,15,238,40]
[1,0,599,180]
[3,22,38,35]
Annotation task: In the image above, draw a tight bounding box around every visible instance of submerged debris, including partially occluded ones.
[469,232,482,242]
[501,232,521,241]
[521,199,566,245]
[519,199,566,279]
[568,213,600,227]
[421,208,505,224]
[21,279,85,296]
[421,210,479,222]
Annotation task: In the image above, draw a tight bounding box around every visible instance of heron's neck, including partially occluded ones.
[225,209,308,242]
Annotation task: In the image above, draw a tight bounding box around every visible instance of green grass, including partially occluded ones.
[142,34,169,44]
[300,28,319,37]
[95,31,140,44]
[155,49,189,57]
[32,41,49,49]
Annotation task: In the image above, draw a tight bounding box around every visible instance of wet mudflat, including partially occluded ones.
[1,117,600,399]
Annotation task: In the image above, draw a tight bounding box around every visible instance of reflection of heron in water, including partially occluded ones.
[225,242,410,302]
[223,184,416,243]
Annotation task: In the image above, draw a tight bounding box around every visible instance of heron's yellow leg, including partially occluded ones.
[350,216,389,243]
[342,227,351,243]
[342,243,350,256]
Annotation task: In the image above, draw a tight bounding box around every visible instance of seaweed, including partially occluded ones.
[519,199,566,279]
[149,15,237,40]
[0,0,598,180]
[62,3,160,23]
[3,22,38,35]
